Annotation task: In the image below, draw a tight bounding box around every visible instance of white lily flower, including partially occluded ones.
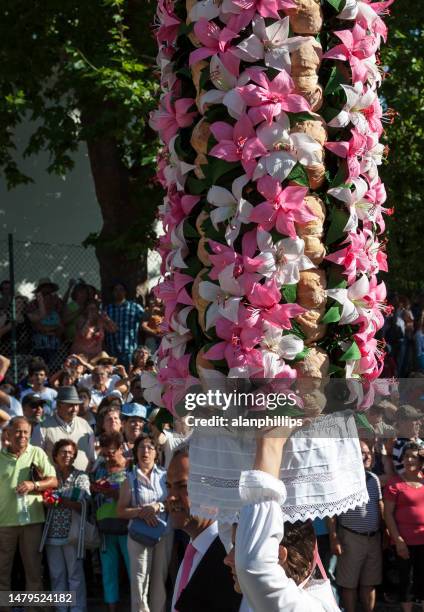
[199,263,244,329]
[328,177,370,232]
[252,229,315,285]
[236,16,308,72]
[338,0,386,32]
[161,306,192,357]
[163,136,196,190]
[207,175,253,246]
[254,113,322,181]
[360,134,385,184]
[188,0,220,21]
[200,56,249,119]
[328,83,377,134]
[140,370,165,407]
[260,325,304,377]
[326,274,370,325]
[166,221,188,271]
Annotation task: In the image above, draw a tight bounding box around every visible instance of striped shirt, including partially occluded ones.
[105,300,144,356]
[338,471,382,533]
[392,437,424,474]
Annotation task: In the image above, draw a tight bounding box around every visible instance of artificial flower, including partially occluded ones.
[207,175,253,245]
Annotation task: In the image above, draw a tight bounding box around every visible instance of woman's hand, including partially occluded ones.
[395,538,410,560]
[137,504,159,527]
[329,532,342,556]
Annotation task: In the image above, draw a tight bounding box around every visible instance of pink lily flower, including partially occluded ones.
[323,24,380,84]
[204,315,263,375]
[326,229,388,283]
[154,272,193,324]
[250,176,314,239]
[149,93,197,145]
[222,0,296,20]
[237,68,310,125]
[362,178,392,233]
[161,187,199,229]
[208,235,261,281]
[156,0,182,46]
[161,354,200,416]
[325,129,367,181]
[244,277,305,329]
[338,0,394,42]
[189,18,240,76]
[209,116,268,178]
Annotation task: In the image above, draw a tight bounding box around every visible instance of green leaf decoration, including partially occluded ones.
[292,347,310,362]
[289,112,315,125]
[340,341,361,362]
[328,364,346,376]
[183,219,199,239]
[281,284,297,303]
[326,207,348,244]
[187,308,203,345]
[186,176,209,195]
[355,412,374,432]
[327,267,347,289]
[203,158,240,184]
[184,256,203,278]
[325,0,345,11]
[290,320,306,340]
[286,163,309,187]
[322,305,341,324]
[329,163,348,189]
[324,65,347,96]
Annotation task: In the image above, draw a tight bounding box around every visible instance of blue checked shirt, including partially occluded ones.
[105,300,144,356]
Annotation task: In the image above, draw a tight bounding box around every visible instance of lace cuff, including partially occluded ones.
[239,470,287,506]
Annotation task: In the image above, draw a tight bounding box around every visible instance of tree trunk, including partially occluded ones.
[84,129,148,303]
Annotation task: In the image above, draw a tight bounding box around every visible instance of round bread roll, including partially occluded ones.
[190,119,211,155]
[294,346,329,378]
[295,309,327,344]
[291,119,327,147]
[297,269,327,309]
[296,194,325,230]
[302,235,326,264]
[306,162,326,190]
[192,269,211,333]
[290,38,322,76]
[196,210,209,236]
[287,0,323,35]
[295,82,323,112]
[197,236,211,267]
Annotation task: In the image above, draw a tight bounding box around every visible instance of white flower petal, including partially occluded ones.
[266,151,296,181]
[207,185,236,207]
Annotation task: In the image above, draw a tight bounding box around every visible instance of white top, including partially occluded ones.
[20,387,57,416]
[171,521,219,611]
[162,429,191,469]
[78,373,120,393]
[235,470,341,612]
[0,395,23,418]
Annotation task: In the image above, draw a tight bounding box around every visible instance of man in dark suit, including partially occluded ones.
[167,446,242,612]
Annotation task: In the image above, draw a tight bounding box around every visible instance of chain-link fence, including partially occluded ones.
[0,237,101,379]
[0,237,163,380]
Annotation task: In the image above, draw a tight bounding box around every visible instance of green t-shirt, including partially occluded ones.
[0,444,56,527]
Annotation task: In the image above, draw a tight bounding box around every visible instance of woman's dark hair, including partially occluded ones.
[58,370,76,386]
[401,441,424,464]
[78,386,91,400]
[52,438,78,462]
[280,520,316,585]
[133,433,159,465]
[99,431,124,449]
[28,358,48,376]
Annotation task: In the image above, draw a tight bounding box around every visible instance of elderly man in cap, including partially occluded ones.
[32,386,96,471]
[391,404,424,473]
[0,416,57,611]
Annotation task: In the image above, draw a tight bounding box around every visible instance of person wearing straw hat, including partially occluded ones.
[32,386,96,471]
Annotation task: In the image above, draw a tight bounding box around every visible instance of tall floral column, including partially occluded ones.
[146,0,393,415]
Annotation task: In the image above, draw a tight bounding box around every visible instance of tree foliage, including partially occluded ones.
[0,0,161,272]
[380,0,424,292]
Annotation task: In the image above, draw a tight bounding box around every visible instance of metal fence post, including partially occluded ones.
[8,233,18,383]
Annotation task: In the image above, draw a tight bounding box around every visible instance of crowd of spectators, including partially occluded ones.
[0,278,423,611]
